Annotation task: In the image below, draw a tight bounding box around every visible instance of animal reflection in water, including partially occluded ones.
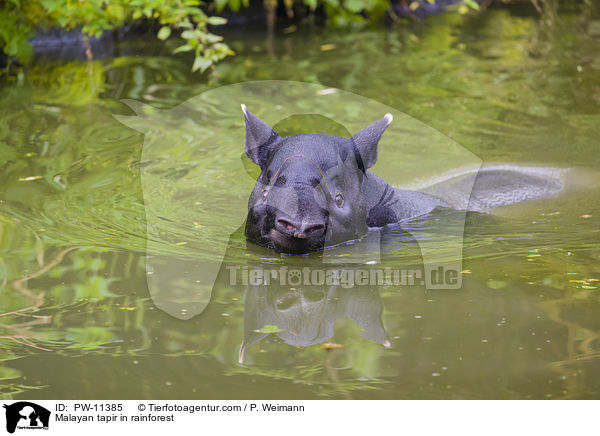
[238,272,390,363]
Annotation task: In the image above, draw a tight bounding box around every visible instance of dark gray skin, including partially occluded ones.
[242,106,562,254]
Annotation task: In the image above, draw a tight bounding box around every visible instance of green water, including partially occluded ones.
[1,5,600,399]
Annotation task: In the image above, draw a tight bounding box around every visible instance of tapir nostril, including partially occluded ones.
[276,219,296,232]
[303,224,325,235]
[276,218,325,238]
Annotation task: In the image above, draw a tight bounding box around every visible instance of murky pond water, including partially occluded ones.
[1,6,600,399]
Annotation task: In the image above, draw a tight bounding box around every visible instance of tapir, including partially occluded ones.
[242,105,563,254]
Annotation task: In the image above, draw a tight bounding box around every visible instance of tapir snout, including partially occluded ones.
[275,216,326,239]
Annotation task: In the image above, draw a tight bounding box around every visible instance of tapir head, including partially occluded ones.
[242,105,393,254]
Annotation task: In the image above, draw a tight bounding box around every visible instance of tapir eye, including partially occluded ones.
[335,194,344,207]
[261,189,268,202]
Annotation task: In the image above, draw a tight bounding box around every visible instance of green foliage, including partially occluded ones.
[0,0,233,73]
[0,0,493,74]
[0,1,34,65]
[0,0,574,74]
[0,0,496,73]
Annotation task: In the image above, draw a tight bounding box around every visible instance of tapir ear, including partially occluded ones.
[242,104,281,167]
[351,113,393,169]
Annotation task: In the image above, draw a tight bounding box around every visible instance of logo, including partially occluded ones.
[3,402,50,434]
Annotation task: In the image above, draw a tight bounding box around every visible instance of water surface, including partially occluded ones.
[1,6,600,399]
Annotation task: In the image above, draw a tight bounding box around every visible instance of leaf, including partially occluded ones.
[464,0,480,10]
[15,38,32,63]
[255,325,282,334]
[202,33,223,43]
[5,38,18,56]
[214,0,229,12]
[192,56,212,72]
[173,44,193,54]
[207,16,227,25]
[345,0,364,12]
[157,26,171,40]
[181,30,197,40]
